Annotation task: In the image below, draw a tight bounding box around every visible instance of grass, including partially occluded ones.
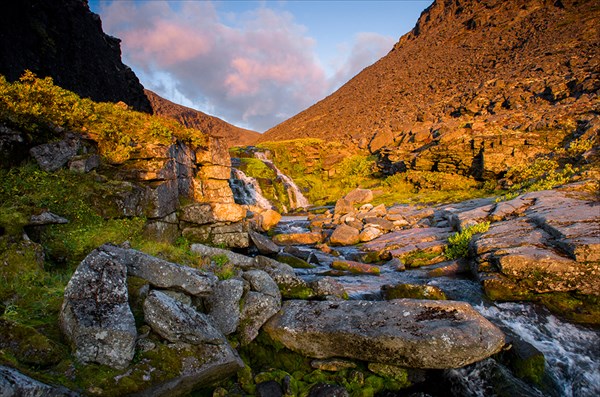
[445,222,491,260]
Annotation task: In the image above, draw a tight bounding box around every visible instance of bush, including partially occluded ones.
[445,222,490,259]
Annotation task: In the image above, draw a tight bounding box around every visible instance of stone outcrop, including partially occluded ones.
[264,299,505,369]
[0,0,152,113]
[59,247,137,369]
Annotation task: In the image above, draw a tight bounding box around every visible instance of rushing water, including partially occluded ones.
[273,216,600,397]
[229,168,273,209]
[253,152,310,210]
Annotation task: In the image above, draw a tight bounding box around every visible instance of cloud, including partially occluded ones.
[99,1,394,132]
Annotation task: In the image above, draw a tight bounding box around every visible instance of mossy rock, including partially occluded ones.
[381,284,447,300]
[0,318,64,367]
[537,292,600,325]
[276,253,315,269]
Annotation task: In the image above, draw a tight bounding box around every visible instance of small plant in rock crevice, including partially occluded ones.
[445,222,490,260]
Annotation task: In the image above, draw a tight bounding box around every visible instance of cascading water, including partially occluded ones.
[253,152,310,210]
[229,168,273,210]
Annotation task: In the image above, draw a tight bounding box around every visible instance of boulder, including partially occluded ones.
[29,134,80,172]
[239,270,282,345]
[102,245,218,296]
[257,209,282,231]
[329,224,360,246]
[143,290,224,344]
[359,226,383,242]
[249,230,281,255]
[264,299,505,369]
[0,365,80,397]
[343,188,373,205]
[254,256,316,299]
[190,243,255,268]
[334,198,354,217]
[60,248,137,369]
[130,342,244,397]
[206,278,245,335]
[276,252,315,269]
[272,232,322,246]
[363,217,395,231]
[69,154,100,173]
[28,211,69,226]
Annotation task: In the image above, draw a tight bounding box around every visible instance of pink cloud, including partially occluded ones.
[99,1,393,131]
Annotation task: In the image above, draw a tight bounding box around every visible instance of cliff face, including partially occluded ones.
[0,0,151,113]
[258,0,599,179]
[145,90,260,148]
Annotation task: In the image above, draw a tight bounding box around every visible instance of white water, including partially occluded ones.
[230,168,273,210]
[253,152,310,210]
[475,302,600,397]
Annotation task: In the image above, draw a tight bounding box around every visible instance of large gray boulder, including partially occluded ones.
[29,133,80,172]
[102,244,217,296]
[206,278,245,335]
[239,270,282,345]
[264,299,505,369]
[190,243,255,268]
[0,366,80,397]
[60,248,137,369]
[144,290,224,344]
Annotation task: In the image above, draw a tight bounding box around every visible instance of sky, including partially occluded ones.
[89,0,433,132]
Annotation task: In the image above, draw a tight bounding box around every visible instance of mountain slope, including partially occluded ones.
[258,0,599,179]
[145,90,260,147]
[0,0,151,113]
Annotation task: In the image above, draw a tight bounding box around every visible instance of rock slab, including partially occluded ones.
[264,299,505,369]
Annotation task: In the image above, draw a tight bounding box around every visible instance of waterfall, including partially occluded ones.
[253,152,310,210]
[229,168,273,210]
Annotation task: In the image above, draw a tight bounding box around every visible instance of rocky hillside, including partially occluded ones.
[0,0,151,113]
[258,0,599,179]
[145,90,260,148]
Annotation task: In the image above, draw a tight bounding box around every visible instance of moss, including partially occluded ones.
[401,250,444,267]
[537,292,600,325]
[511,352,545,386]
[381,284,447,301]
[279,283,315,300]
[0,318,64,367]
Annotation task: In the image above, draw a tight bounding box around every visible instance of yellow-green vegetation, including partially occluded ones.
[0,71,206,164]
[445,222,490,260]
[236,332,410,396]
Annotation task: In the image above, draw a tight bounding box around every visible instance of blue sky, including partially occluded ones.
[89,1,432,132]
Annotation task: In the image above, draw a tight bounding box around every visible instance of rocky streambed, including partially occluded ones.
[3,184,599,397]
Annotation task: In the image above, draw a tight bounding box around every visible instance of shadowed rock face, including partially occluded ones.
[264,299,505,369]
[0,0,151,113]
[259,0,599,179]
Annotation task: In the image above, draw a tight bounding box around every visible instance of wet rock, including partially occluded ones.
[331,260,380,275]
[0,365,80,397]
[144,290,225,344]
[264,300,505,369]
[243,269,281,300]
[272,232,322,246]
[102,244,218,296]
[367,363,408,382]
[381,283,447,300]
[386,257,406,271]
[29,133,80,172]
[205,278,245,335]
[60,248,136,369]
[427,260,470,277]
[448,204,494,231]
[329,224,360,246]
[276,252,315,269]
[249,230,280,255]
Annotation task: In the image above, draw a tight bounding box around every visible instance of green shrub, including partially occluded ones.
[445,222,490,259]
